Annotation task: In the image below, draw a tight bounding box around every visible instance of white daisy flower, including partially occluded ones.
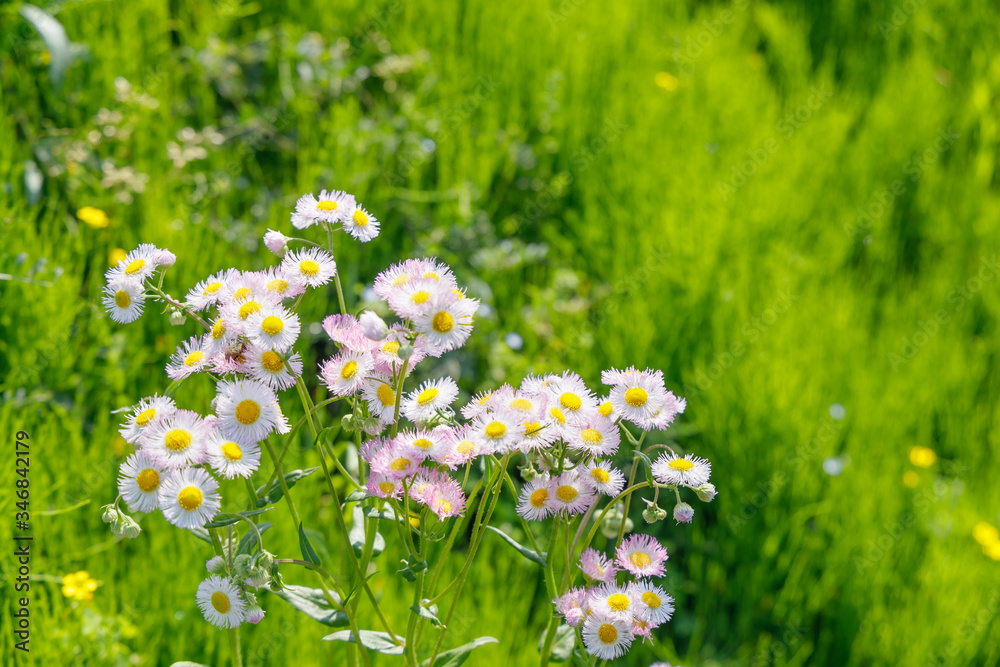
[185,269,238,311]
[340,199,380,242]
[546,371,598,415]
[166,336,213,380]
[215,379,290,445]
[471,409,525,453]
[102,276,145,324]
[117,451,167,513]
[105,243,162,282]
[651,453,712,488]
[564,412,621,457]
[203,313,240,357]
[386,277,450,320]
[292,189,352,228]
[119,395,177,444]
[142,410,209,469]
[412,292,479,357]
[604,367,670,425]
[320,350,373,397]
[246,304,300,352]
[159,467,221,530]
[589,582,637,620]
[582,613,633,660]
[247,345,302,390]
[281,248,337,288]
[196,575,246,628]
[260,267,306,301]
[584,459,626,496]
[596,396,617,420]
[517,475,555,521]
[517,418,559,453]
[631,581,674,625]
[361,374,399,424]
[207,430,261,479]
[550,471,595,515]
[401,377,459,423]
[395,428,449,462]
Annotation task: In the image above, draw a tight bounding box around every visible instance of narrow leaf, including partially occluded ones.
[322,630,404,655]
[410,601,442,628]
[420,637,499,667]
[538,624,575,662]
[272,585,347,627]
[188,526,212,544]
[205,508,272,528]
[349,505,385,557]
[486,525,545,566]
[298,522,321,565]
[256,467,318,507]
[237,523,272,556]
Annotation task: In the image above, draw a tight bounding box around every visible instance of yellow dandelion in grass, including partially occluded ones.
[909,446,936,468]
[973,522,999,547]
[78,206,110,229]
[985,542,1000,561]
[62,571,99,602]
[654,72,679,91]
[109,248,127,266]
[902,471,919,488]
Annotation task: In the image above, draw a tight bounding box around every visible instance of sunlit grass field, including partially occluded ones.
[2,0,1000,665]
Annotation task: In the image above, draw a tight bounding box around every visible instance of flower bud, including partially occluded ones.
[233,554,252,578]
[206,556,228,575]
[359,311,389,341]
[519,464,539,482]
[247,565,271,588]
[101,505,120,524]
[565,608,585,627]
[673,502,695,524]
[695,483,717,503]
[263,229,289,256]
[397,344,413,360]
[169,309,186,326]
[118,515,142,539]
[643,504,668,524]
[245,601,266,624]
[153,249,176,268]
[341,413,357,432]
[600,507,633,539]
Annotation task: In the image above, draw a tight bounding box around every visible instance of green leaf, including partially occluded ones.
[397,559,428,582]
[298,522,321,565]
[410,600,442,628]
[19,4,71,88]
[486,525,546,566]
[163,377,185,399]
[361,505,398,521]
[571,647,591,667]
[538,624,575,662]
[344,489,369,503]
[255,468,319,507]
[633,450,657,489]
[322,630,405,655]
[272,585,347,627]
[349,505,385,557]
[237,523,272,556]
[204,508,273,528]
[420,637,498,667]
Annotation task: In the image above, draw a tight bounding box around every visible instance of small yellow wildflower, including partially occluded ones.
[985,541,1000,561]
[109,248,128,266]
[909,446,937,468]
[654,72,679,91]
[61,570,99,602]
[78,206,110,229]
[973,521,999,547]
[902,471,919,488]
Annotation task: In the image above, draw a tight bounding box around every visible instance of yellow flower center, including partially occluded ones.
[607,593,630,612]
[235,400,260,425]
[136,469,160,492]
[184,351,205,366]
[412,438,433,450]
[378,481,396,495]
[114,290,130,308]
[510,398,532,411]
[432,311,454,333]
[435,499,453,514]
[125,259,145,275]
[668,459,694,471]
[393,274,410,287]
[630,552,651,568]
[300,259,320,276]
[556,485,578,502]
[560,393,582,411]
[203,282,223,295]
[580,428,603,444]
[390,457,410,472]
[424,271,440,280]
[598,624,617,644]
[377,384,395,407]
[164,429,192,452]
[625,387,648,407]
[178,485,203,510]
[382,340,400,355]
[212,320,226,339]
[261,351,284,372]
[524,420,541,436]
[353,209,369,226]
[135,408,156,426]
[417,387,439,405]
[598,401,613,417]
[411,290,431,304]
[238,301,261,319]
[211,591,230,613]
[341,360,358,380]
[316,199,338,211]
[642,591,661,609]
[591,468,610,484]
[261,316,284,335]
[530,488,549,508]
[232,288,252,301]
[221,442,243,462]
[267,279,289,294]
[549,408,567,424]
[484,421,507,439]
[456,440,476,455]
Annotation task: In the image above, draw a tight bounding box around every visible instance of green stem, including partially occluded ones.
[209,528,244,667]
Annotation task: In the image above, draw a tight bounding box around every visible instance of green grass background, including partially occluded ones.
[2,0,1000,665]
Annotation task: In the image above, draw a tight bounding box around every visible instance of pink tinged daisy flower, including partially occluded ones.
[564,412,621,456]
[651,453,711,488]
[370,446,421,481]
[554,587,590,627]
[340,199,380,242]
[616,534,668,578]
[471,409,525,454]
[605,367,668,425]
[421,479,467,519]
[590,582,637,619]
[215,379,290,446]
[142,410,209,469]
[580,548,618,583]
[517,418,559,453]
[412,292,479,357]
[584,459,626,496]
[582,613,634,660]
[517,475,555,521]
[637,392,686,431]
[394,429,443,462]
[219,271,270,309]
[281,248,337,288]
[247,345,302,391]
[373,260,416,300]
[520,373,556,397]
[371,332,427,374]
[550,472,595,515]
[402,377,460,423]
[292,189,351,227]
[407,257,458,287]
[186,269,238,311]
[166,336,213,379]
[460,388,500,420]
[102,276,145,324]
[547,371,598,415]
[631,582,674,625]
[260,266,306,301]
[631,617,655,641]
[246,304,300,352]
[320,350,374,397]
[159,467,221,530]
[387,276,450,320]
[366,472,403,499]
[439,426,482,467]
[322,313,359,340]
[119,394,176,444]
[118,451,167,514]
[203,313,240,357]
